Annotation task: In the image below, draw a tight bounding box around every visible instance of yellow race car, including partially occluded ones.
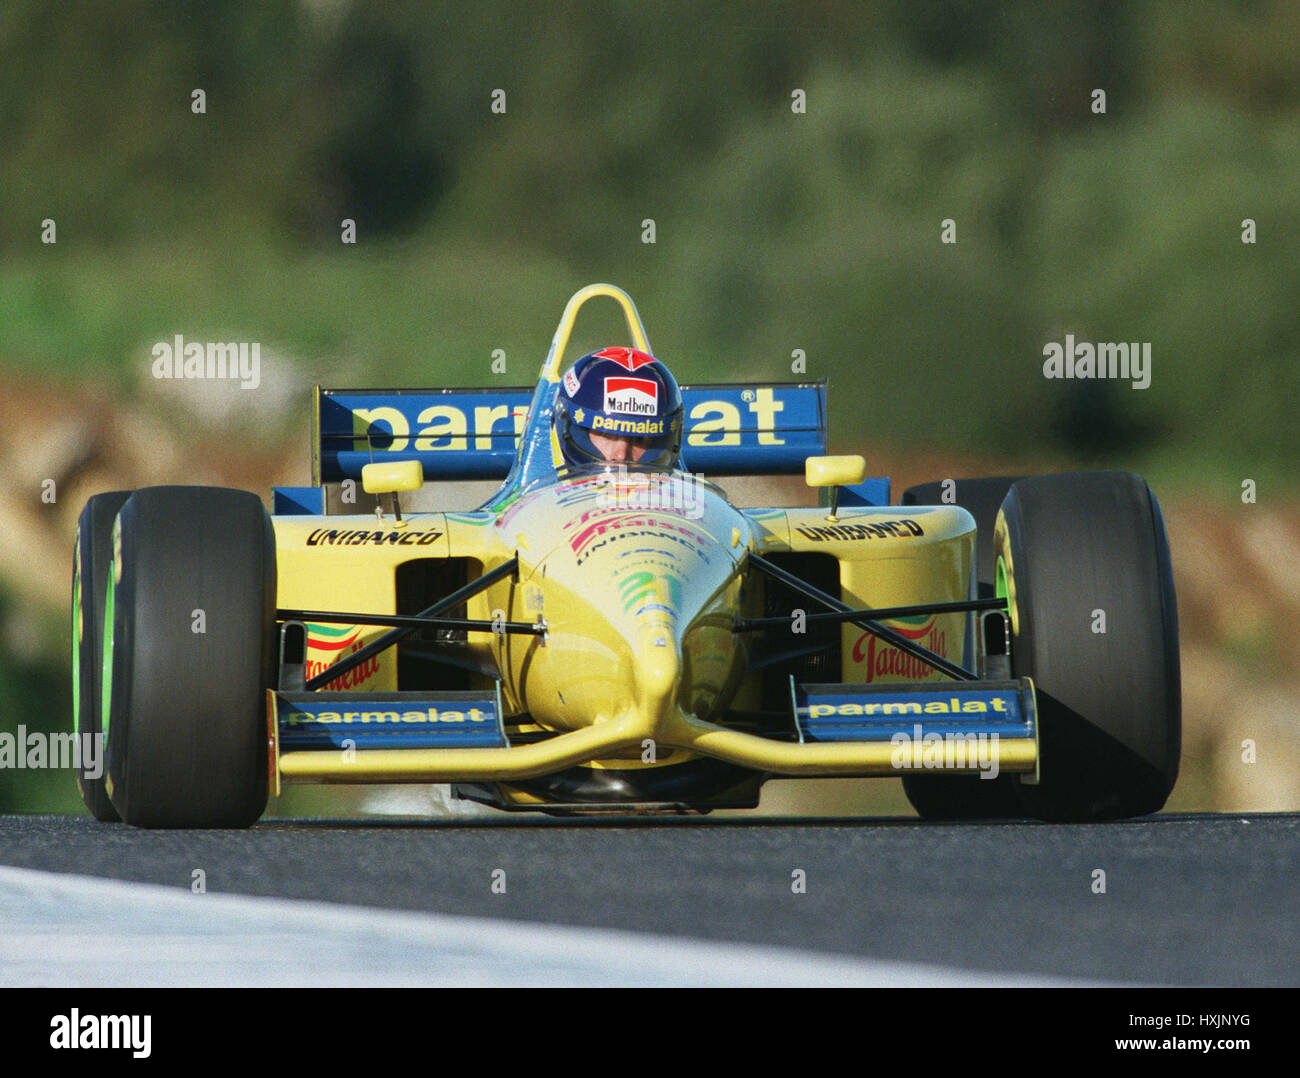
[71,285,1180,827]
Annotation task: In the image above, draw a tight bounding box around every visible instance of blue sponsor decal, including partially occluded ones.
[277,691,507,751]
[794,681,1035,743]
[317,382,827,481]
[320,388,530,481]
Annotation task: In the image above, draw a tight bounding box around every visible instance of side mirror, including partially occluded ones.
[361,460,423,523]
[804,455,867,522]
[361,460,424,495]
[804,455,867,489]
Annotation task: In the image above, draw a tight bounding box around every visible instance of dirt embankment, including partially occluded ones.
[3,374,1296,811]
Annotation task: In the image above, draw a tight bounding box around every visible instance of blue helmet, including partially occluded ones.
[553,347,683,469]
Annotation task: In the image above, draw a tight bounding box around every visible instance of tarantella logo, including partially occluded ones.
[853,617,947,683]
[305,623,381,690]
[603,376,659,415]
[1042,335,1151,389]
[151,334,261,389]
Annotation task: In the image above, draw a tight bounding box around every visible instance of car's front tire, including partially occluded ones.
[995,472,1181,821]
[103,486,277,828]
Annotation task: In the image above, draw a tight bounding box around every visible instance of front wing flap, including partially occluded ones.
[269,678,1038,789]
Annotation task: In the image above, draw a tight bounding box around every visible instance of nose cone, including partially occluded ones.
[633,620,682,726]
[501,471,751,733]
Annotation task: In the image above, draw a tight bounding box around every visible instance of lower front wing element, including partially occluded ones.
[269,679,1038,787]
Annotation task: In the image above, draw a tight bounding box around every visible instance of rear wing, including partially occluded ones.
[312,381,827,483]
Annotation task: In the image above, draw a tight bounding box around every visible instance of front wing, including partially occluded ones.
[267,678,1038,793]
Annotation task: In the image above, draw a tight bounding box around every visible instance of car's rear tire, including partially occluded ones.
[72,491,133,822]
[899,477,1026,821]
[103,487,277,828]
[994,472,1180,822]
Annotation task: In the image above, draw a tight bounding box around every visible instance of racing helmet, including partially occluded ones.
[552,347,683,469]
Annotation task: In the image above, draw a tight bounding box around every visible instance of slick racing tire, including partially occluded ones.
[995,472,1180,822]
[102,487,276,828]
[900,477,1025,821]
[72,491,133,822]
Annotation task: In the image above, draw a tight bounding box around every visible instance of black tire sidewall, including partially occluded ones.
[997,472,1180,821]
[105,487,276,828]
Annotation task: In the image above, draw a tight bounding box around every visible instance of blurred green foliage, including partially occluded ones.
[1,0,1296,484]
[2,1,1298,814]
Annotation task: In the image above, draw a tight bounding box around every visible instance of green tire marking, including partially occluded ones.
[71,550,82,737]
[101,563,115,741]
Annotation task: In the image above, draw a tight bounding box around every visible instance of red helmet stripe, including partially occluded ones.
[593,346,657,370]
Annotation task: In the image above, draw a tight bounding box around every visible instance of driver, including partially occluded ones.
[552,347,683,469]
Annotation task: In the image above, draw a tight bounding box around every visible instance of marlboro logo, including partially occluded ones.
[604,376,658,416]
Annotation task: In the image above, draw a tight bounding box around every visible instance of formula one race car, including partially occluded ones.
[71,284,1180,827]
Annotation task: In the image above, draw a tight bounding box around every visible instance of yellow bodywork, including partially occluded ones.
[272,490,1035,784]
[273,283,1037,794]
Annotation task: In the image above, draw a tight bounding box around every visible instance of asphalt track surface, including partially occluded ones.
[1,812,1296,985]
